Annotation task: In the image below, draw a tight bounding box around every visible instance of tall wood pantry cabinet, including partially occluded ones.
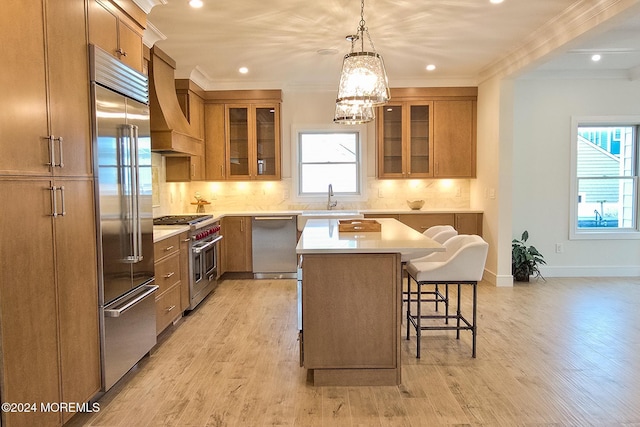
[0,1,100,426]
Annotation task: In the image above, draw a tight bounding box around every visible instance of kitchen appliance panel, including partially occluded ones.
[102,284,158,390]
[252,216,297,278]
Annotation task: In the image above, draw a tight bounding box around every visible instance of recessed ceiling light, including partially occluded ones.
[591,54,602,62]
[189,0,203,8]
[239,67,249,74]
[490,0,504,3]
[426,64,436,71]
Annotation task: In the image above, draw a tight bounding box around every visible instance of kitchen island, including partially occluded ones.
[296,218,443,386]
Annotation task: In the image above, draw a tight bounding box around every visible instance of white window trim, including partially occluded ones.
[291,124,368,204]
[569,116,640,240]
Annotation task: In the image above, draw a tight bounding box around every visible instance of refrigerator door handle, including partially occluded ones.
[104,285,158,317]
[118,125,138,264]
[131,124,143,263]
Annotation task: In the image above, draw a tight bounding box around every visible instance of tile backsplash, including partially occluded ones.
[152,154,470,216]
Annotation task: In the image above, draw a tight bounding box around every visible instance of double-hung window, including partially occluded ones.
[570,117,640,239]
[297,131,362,197]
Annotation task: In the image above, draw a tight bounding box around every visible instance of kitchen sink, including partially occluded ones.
[297,210,364,231]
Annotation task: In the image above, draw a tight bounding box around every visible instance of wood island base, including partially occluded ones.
[301,253,402,386]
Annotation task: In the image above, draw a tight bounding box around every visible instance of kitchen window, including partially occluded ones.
[570,117,640,239]
[296,130,364,198]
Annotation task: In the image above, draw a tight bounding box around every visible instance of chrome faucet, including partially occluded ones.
[327,184,337,210]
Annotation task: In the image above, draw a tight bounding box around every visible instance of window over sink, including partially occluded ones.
[294,127,367,202]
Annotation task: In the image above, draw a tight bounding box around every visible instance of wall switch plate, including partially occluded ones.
[555,243,564,253]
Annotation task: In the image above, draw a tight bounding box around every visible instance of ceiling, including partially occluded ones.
[144,0,640,90]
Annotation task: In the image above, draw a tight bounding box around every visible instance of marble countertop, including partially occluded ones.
[296,218,445,257]
[153,225,190,242]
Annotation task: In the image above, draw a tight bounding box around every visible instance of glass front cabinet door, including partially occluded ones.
[225,104,280,180]
[377,101,434,178]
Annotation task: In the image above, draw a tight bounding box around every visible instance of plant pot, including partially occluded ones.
[514,272,530,282]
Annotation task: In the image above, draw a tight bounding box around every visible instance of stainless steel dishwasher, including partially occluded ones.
[252,216,298,279]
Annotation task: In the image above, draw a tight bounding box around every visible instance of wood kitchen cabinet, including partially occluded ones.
[433,100,477,177]
[377,101,433,178]
[166,80,207,182]
[0,2,100,426]
[0,178,100,427]
[88,0,146,73]
[204,90,282,181]
[0,0,92,177]
[376,87,477,179]
[395,212,483,236]
[221,216,253,273]
[154,234,183,334]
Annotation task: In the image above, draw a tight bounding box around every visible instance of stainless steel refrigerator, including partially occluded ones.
[90,45,158,391]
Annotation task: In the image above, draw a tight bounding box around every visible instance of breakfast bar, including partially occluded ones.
[296,218,444,386]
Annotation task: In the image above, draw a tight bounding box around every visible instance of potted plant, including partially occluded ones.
[512,230,546,281]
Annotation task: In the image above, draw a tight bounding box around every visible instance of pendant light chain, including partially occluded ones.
[356,0,377,53]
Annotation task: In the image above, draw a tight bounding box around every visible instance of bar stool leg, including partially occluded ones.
[472,281,477,358]
[456,283,461,340]
[416,279,422,359]
[406,274,411,340]
[444,284,449,324]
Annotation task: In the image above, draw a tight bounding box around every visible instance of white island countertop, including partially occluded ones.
[296,218,444,258]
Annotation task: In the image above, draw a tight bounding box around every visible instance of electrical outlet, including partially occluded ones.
[378,188,384,198]
[555,243,564,253]
[456,186,461,197]
[210,193,217,200]
[283,190,289,200]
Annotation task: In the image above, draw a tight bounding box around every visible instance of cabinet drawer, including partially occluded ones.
[154,235,180,261]
[156,284,181,335]
[154,253,180,294]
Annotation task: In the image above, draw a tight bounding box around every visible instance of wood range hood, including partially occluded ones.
[149,46,202,156]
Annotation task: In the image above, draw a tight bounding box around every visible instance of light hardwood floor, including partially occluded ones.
[68,277,640,426]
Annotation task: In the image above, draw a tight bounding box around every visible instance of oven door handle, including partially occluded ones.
[192,235,223,254]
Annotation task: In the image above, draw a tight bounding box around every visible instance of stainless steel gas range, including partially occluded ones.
[154,215,222,310]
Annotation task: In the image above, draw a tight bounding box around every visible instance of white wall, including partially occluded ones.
[512,78,640,277]
[476,77,515,286]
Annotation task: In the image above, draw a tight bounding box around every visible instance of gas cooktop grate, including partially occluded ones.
[153,215,213,225]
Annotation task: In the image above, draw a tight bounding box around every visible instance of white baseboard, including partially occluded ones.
[482,269,514,287]
[540,265,640,277]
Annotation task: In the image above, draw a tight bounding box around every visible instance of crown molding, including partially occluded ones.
[478,0,640,83]
[143,20,166,47]
[132,0,166,14]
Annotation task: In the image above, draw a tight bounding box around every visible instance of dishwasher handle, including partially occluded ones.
[104,285,158,318]
[254,216,294,221]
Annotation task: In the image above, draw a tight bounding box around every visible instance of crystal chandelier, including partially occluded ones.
[335,0,390,109]
[333,100,375,125]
